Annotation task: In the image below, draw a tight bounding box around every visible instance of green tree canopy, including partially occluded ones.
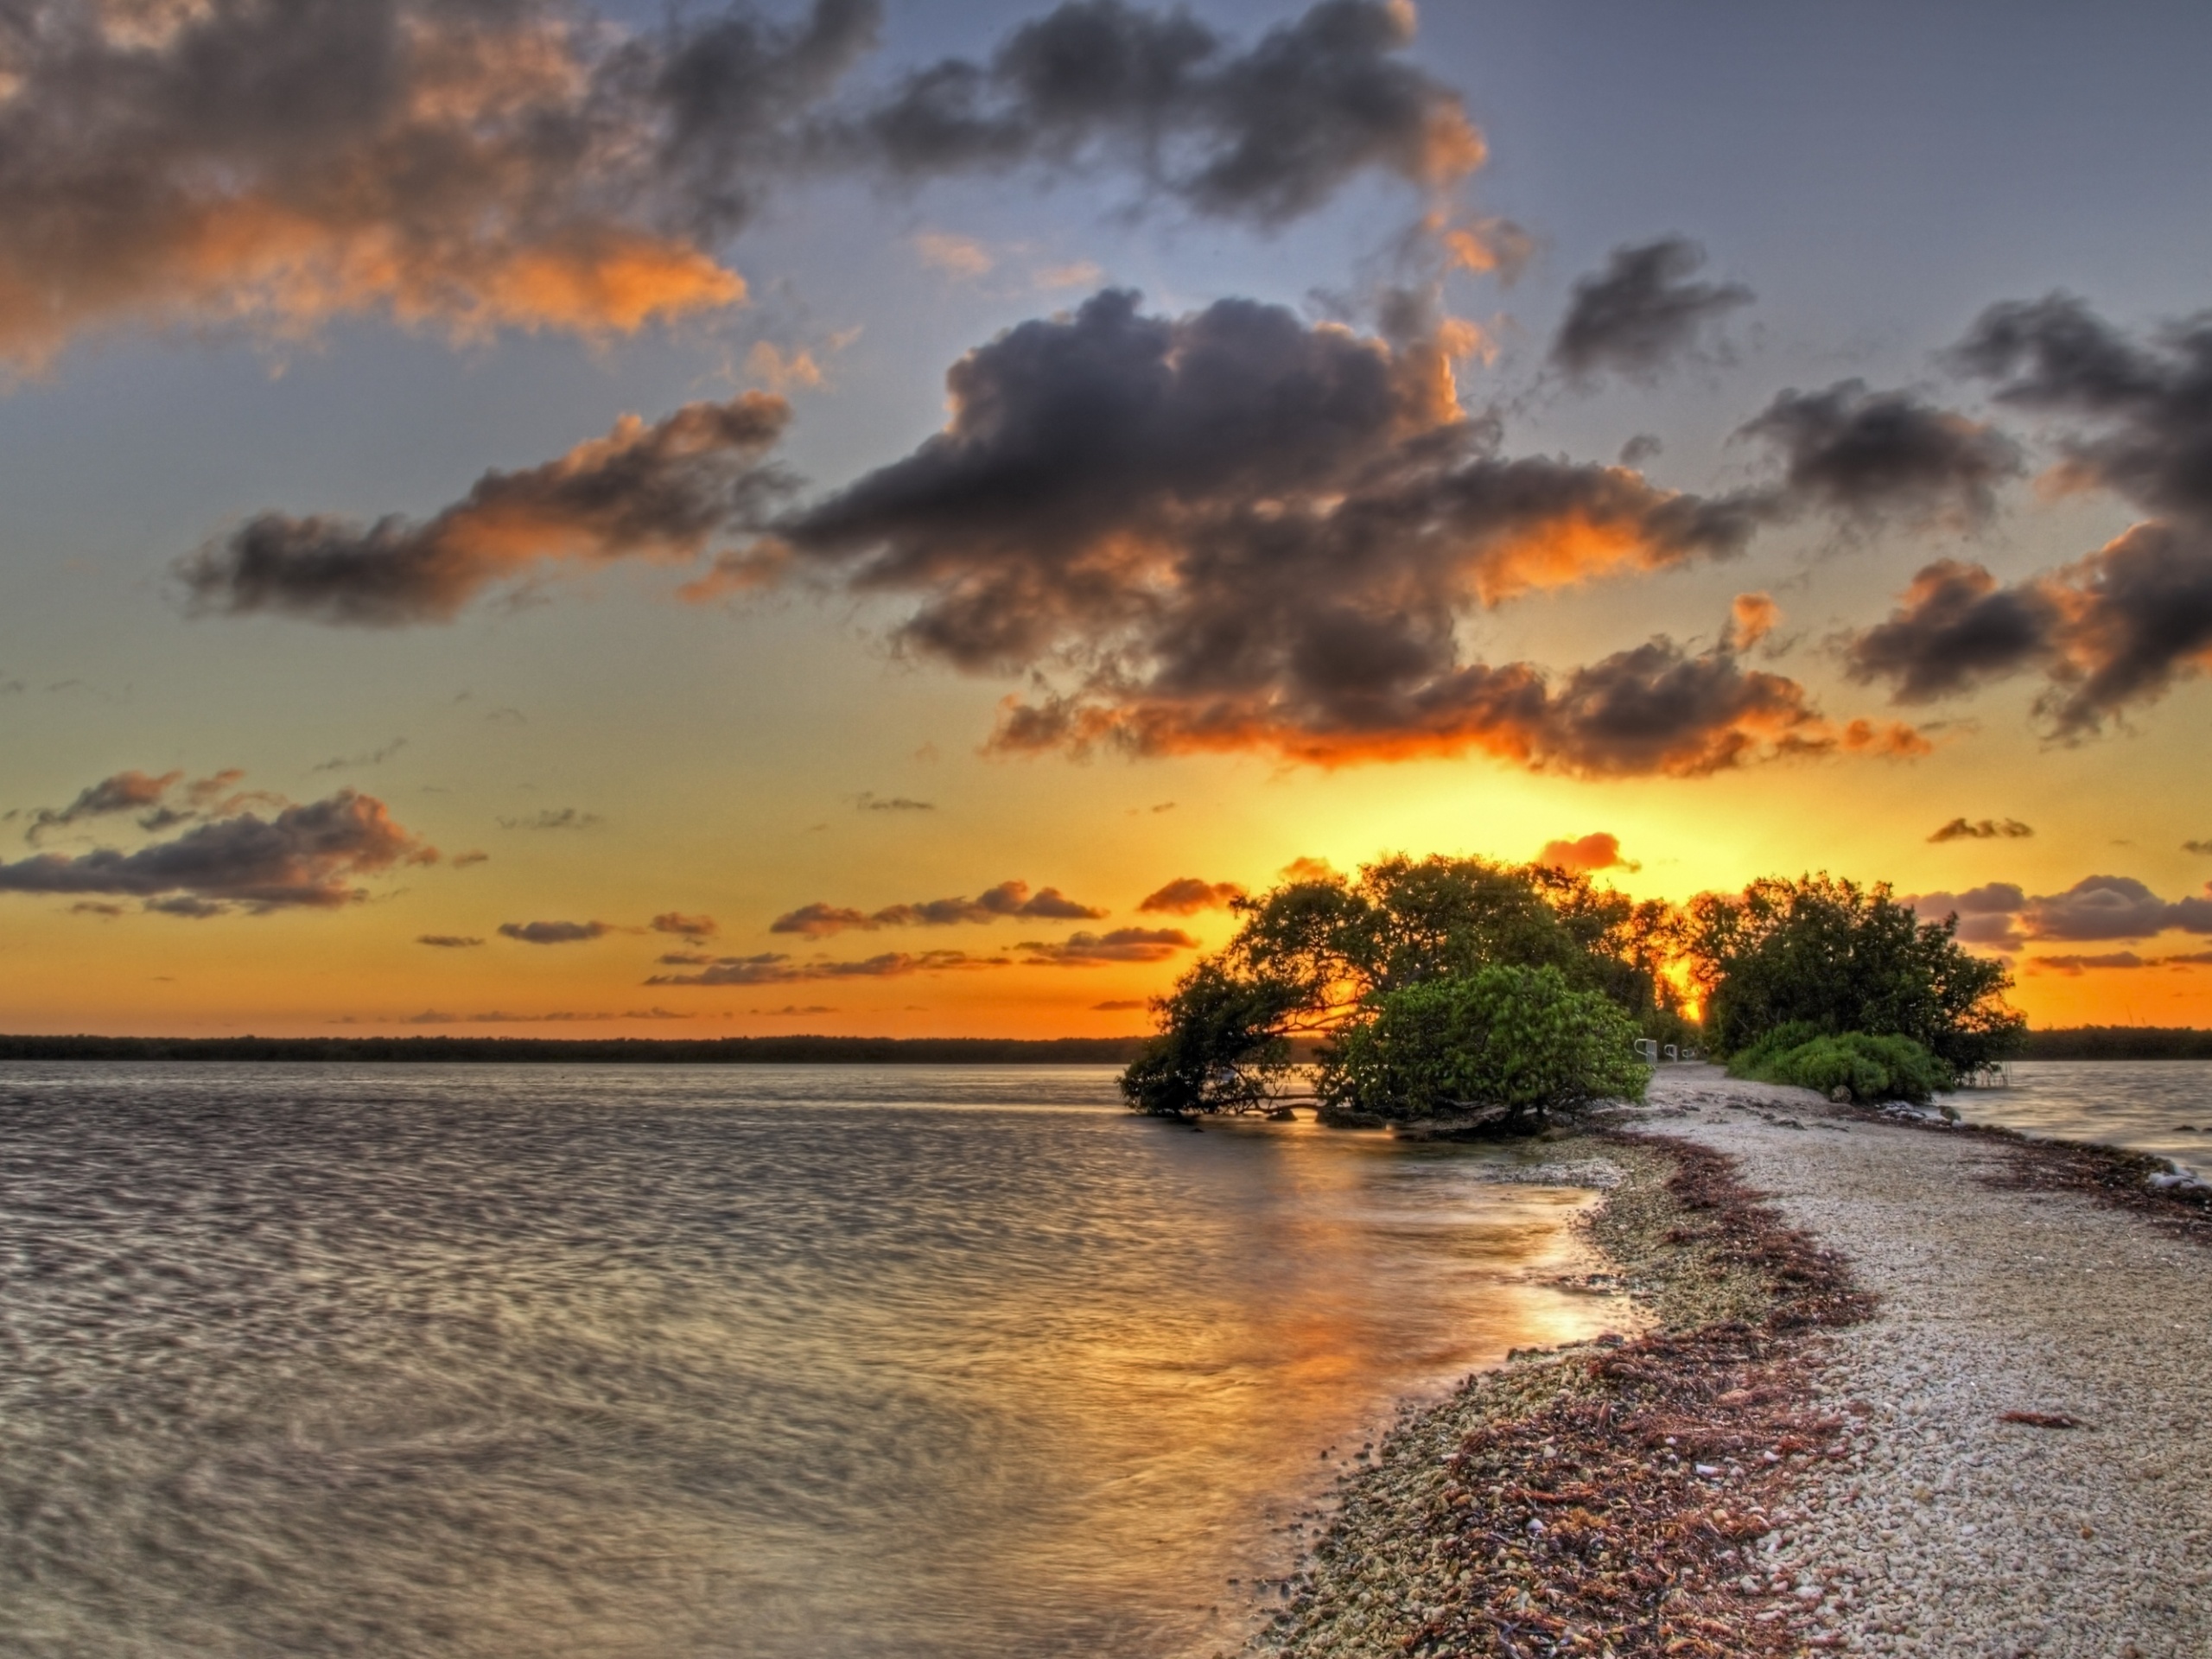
[1121,855,1684,1117]
[1684,873,2023,1077]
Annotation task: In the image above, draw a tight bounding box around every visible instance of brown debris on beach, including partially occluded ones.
[1255,1135,1872,1659]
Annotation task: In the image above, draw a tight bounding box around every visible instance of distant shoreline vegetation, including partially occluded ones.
[0,1035,1149,1065]
[1,1028,2205,1067]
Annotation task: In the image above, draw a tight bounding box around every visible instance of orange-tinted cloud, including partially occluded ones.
[1929,817,2033,843]
[1137,877,1247,914]
[646,950,1012,986]
[1729,593,1780,651]
[1535,833,1638,875]
[0,1,1482,368]
[177,395,791,624]
[779,289,1875,775]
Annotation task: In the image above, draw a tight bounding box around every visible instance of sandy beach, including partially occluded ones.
[1255,1067,2212,1658]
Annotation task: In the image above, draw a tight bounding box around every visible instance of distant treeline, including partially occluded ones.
[2014,1027,2212,1061]
[0,1033,1149,1065]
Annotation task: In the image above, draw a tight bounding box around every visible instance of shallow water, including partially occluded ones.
[0,1063,1621,1659]
[1947,1059,2212,1173]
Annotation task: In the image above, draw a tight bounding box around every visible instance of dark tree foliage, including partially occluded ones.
[1122,855,1686,1116]
[1684,873,2024,1078]
[1321,965,1649,1129]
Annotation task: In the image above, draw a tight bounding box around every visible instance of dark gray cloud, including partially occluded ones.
[1906,874,2212,946]
[1137,877,1246,913]
[770,879,1108,937]
[497,919,613,944]
[1843,558,2064,703]
[0,787,435,915]
[416,933,485,948]
[1738,381,2021,528]
[1017,925,1195,963]
[832,0,1480,226]
[856,793,936,811]
[1843,531,2212,734]
[1928,817,2033,843]
[646,948,1010,984]
[1949,293,2212,524]
[0,0,1474,366]
[1091,997,1148,1010]
[1548,238,1752,382]
[178,396,793,625]
[778,288,1895,773]
[1838,296,2212,734]
[2186,839,2212,855]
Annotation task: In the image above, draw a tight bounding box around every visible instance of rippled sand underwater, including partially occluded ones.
[0,1063,1621,1658]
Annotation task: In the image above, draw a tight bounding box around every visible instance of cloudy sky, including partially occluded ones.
[4,0,2210,1036]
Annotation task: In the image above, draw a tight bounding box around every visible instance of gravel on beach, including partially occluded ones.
[1249,1067,2212,1659]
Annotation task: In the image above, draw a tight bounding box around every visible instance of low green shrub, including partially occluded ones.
[1321,964,1650,1128]
[1730,1029,1949,1103]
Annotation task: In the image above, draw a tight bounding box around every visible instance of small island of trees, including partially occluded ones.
[1120,855,2024,1128]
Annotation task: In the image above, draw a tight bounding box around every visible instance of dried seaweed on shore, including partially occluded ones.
[1255,1135,1872,1659]
[1948,1121,2212,1250]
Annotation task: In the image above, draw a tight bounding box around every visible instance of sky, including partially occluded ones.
[3,0,2211,1038]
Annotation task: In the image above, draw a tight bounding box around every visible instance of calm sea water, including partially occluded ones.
[1948,1059,2212,1174]
[0,1063,1623,1659]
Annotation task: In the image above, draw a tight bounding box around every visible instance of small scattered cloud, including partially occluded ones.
[416,934,486,948]
[771,880,1107,936]
[499,809,603,831]
[745,341,825,394]
[408,1007,694,1025]
[23,768,266,843]
[1549,238,1752,382]
[1019,927,1197,965]
[855,793,936,813]
[1535,833,1639,874]
[1737,381,2021,530]
[450,850,490,868]
[312,739,407,773]
[69,900,127,918]
[497,919,613,945]
[914,232,995,280]
[1034,260,1104,291]
[1908,874,2212,947]
[2027,951,2150,975]
[647,949,1011,986]
[1138,877,1246,914]
[1090,998,1150,1011]
[651,911,719,940]
[1281,856,1339,883]
[1928,817,2033,843]
[2184,839,2212,855]
[753,1005,838,1015]
[176,396,792,626]
[1728,593,1781,652]
[2,785,435,916]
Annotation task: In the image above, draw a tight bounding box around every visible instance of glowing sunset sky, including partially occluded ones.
[4,0,2210,1036]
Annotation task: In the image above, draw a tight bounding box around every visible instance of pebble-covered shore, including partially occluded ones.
[1247,1069,2212,1659]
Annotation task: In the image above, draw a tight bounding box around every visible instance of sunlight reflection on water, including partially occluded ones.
[0,1063,1625,1658]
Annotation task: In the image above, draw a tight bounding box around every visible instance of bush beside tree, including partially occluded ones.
[1684,874,2024,1081]
[1726,1024,1950,1103]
